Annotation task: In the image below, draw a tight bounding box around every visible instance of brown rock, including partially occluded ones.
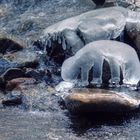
[65,88,139,114]
[6,77,36,91]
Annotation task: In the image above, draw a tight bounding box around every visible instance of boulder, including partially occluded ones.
[65,88,139,114]
[0,58,17,75]
[125,22,140,57]
[3,49,39,68]
[2,68,25,81]
[117,0,140,11]
[6,77,36,91]
[2,90,22,106]
[0,38,24,54]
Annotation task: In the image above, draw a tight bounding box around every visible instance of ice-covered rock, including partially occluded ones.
[34,6,140,64]
[62,40,140,87]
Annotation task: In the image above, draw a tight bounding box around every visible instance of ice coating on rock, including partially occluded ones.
[39,6,140,56]
[61,40,140,87]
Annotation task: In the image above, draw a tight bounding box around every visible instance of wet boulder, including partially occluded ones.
[92,0,105,6]
[64,88,139,114]
[0,7,7,17]
[1,68,25,81]
[0,77,6,90]
[0,38,24,54]
[0,58,17,75]
[125,22,140,57]
[2,90,23,107]
[25,69,46,81]
[3,49,39,68]
[6,77,36,91]
[117,0,140,10]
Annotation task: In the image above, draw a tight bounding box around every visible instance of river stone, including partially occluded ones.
[0,77,6,90]
[0,6,7,17]
[6,77,36,91]
[91,0,116,7]
[104,0,117,6]
[2,90,23,106]
[2,68,25,81]
[25,69,46,81]
[0,38,24,54]
[92,0,105,6]
[64,88,139,114]
[117,0,140,11]
[0,58,17,75]
[3,49,39,68]
[125,22,140,56]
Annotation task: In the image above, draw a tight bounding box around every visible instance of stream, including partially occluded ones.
[1,0,140,140]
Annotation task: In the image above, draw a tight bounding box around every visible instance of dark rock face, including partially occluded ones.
[92,0,105,6]
[0,77,6,90]
[2,97,22,106]
[25,69,46,81]
[65,88,139,114]
[0,38,23,54]
[125,23,140,57]
[2,68,25,81]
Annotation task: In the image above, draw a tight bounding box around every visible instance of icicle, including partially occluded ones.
[58,35,62,44]
[44,39,48,46]
[48,38,51,48]
[52,33,56,41]
[43,44,46,53]
[62,37,67,50]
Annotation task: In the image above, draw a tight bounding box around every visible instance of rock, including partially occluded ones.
[64,88,139,114]
[2,68,25,81]
[12,82,55,111]
[0,91,5,101]
[0,6,7,17]
[91,0,116,7]
[104,0,117,6]
[6,77,36,91]
[125,23,140,57]
[0,77,6,90]
[25,69,46,81]
[0,38,24,54]
[0,58,17,75]
[2,92,22,106]
[3,49,39,68]
[92,0,105,6]
[117,0,140,11]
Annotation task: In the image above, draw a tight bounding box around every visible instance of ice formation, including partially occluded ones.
[34,6,140,57]
[61,40,140,87]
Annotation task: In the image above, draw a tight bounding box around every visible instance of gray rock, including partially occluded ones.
[0,58,17,75]
[2,90,22,106]
[3,49,39,68]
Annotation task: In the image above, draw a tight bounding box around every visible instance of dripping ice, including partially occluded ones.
[61,40,140,87]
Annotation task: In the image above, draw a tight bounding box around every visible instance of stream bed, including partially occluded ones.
[1,0,140,140]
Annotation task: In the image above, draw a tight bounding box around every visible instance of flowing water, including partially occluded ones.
[0,87,140,140]
[1,0,140,140]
